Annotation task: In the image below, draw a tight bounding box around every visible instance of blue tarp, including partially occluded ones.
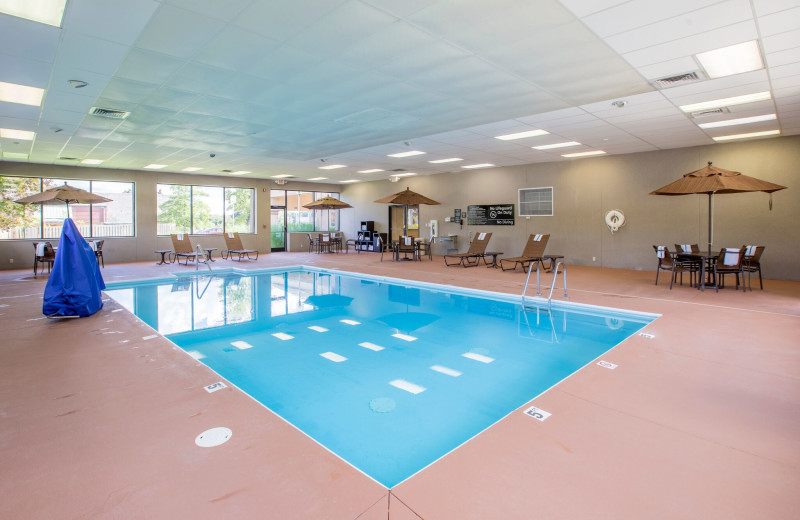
[43,218,106,317]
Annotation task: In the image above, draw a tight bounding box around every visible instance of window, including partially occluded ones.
[157,184,254,235]
[275,189,341,232]
[0,176,134,239]
[519,187,553,216]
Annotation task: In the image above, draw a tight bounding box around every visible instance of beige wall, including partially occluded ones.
[2,136,797,280]
[0,162,340,269]
[340,136,799,281]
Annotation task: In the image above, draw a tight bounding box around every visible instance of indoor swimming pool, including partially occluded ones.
[105,267,656,487]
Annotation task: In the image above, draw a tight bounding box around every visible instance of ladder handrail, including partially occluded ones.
[521,261,568,307]
[196,244,213,275]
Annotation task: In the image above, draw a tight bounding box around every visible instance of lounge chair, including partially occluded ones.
[170,233,207,265]
[500,234,549,272]
[443,232,492,267]
[712,247,746,293]
[221,232,259,261]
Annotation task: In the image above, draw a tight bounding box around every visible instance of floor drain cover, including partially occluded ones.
[369,397,396,413]
[195,427,232,447]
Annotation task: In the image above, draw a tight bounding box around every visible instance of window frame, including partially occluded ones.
[518,187,554,217]
[156,183,255,236]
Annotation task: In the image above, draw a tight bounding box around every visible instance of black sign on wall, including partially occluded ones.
[467,204,515,225]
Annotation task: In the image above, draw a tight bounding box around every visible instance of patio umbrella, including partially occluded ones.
[650,162,787,255]
[14,183,113,215]
[374,187,440,238]
[303,196,352,231]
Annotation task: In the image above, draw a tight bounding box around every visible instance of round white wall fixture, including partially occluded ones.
[195,427,232,447]
[605,209,626,234]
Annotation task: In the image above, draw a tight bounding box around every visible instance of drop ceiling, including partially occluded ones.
[0,0,798,182]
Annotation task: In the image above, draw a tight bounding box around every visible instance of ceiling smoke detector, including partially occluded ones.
[611,100,627,108]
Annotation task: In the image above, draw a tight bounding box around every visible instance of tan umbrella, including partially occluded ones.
[650,162,787,255]
[375,187,440,238]
[15,183,112,215]
[303,196,352,231]
[374,187,440,206]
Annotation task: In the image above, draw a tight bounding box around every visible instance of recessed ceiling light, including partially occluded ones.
[67,80,88,89]
[340,179,359,183]
[391,172,417,177]
[81,159,104,165]
[308,177,328,181]
[696,40,764,79]
[358,169,385,173]
[271,174,292,178]
[229,170,250,175]
[494,129,549,140]
[0,128,35,140]
[319,164,346,169]
[144,164,167,169]
[388,150,425,158]
[182,167,202,172]
[533,141,581,150]
[2,152,29,159]
[698,114,777,129]
[429,158,463,163]
[712,129,780,142]
[462,163,495,169]
[561,150,606,158]
[0,81,45,106]
[679,92,771,113]
[0,0,67,27]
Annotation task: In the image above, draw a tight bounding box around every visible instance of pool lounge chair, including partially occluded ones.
[170,233,206,265]
[221,232,259,261]
[500,234,549,272]
[443,232,492,267]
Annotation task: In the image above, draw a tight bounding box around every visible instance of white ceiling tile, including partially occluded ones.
[58,32,130,76]
[0,14,60,63]
[757,6,800,36]
[763,28,800,54]
[135,4,224,59]
[361,0,439,18]
[233,0,348,43]
[622,21,759,68]
[605,0,754,55]
[163,0,253,22]
[64,0,160,45]
[766,47,800,68]
[558,0,630,18]
[0,54,53,89]
[753,0,800,16]
[580,0,725,38]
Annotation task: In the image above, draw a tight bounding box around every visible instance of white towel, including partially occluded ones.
[723,248,740,266]
[88,241,97,251]
[745,245,756,256]
[681,244,691,253]
[534,234,542,241]
[228,232,235,239]
[36,243,45,256]
[404,236,412,246]
[323,234,330,242]
[656,246,666,259]
[478,232,486,240]
[177,233,184,241]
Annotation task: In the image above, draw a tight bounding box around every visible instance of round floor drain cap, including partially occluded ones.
[195,427,232,447]
[370,397,396,413]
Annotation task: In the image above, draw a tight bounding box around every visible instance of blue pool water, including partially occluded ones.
[105,268,656,487]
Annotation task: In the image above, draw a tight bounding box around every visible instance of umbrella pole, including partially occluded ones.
[707,192,713,256]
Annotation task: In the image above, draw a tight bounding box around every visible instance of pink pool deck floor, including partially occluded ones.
[1,251,798,519]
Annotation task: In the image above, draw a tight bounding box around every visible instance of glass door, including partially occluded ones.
[270,207,286,251]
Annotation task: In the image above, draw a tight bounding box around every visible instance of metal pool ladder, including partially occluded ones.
[521,261,568,309]
[195,244,213,275]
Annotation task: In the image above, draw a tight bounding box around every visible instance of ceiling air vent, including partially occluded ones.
[690,107,730,119]
[57,157,79,161]
[391,168,406,172]
[88,107,130,119]
[651,71,705,89]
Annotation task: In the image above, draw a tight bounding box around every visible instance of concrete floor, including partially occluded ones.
[1,251,798,519]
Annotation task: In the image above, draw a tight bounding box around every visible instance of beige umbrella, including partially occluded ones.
[650,162,787,255]
[375,187,440,238]
[15,183,112,215]
[303,196,352,231]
